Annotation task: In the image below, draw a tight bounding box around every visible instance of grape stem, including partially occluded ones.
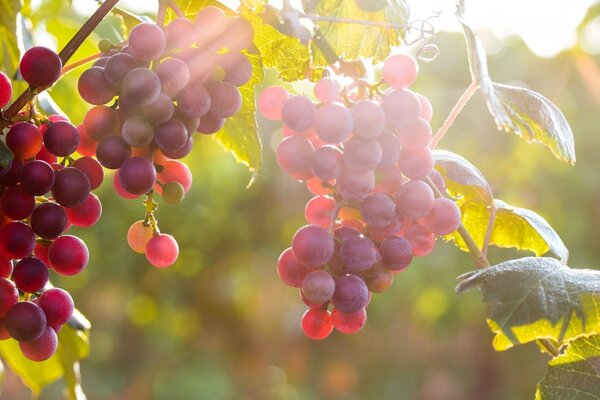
[61,51,107,77]
[424,176,560,357]
[481,203,497,257]
[429,81,478,149]
[0,0,120,129]
[157,0,167,28]
[167,0,185,18]
[328,200,342,235]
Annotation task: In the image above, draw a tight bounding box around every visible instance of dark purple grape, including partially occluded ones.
[0,158,22,186]
[51,167,91,208]
[20,47,62,88]
[78,67,116,105]
[118,157,157,195]
[207,81,241,118]
[332,274,369,313]
[4,301,46,342]
[30,202,67,240]
[291,224,334,267]
[142,94,175,125]
[121,68,161,106]
[379,236,413,271]
[96,136,131,169]
[162,136,193,159]
[83,105,119,141]
[104,53,138,87]
[122,116,154,147]
[48,235,88,276]
[43,121,80,156]
[360,193,396,228]
[13,257,48,293]
[0,184,35,220]
[21,160,55,195]
[154,119,188,153]
[339,235,379,272]
[177,82,211,118]
[197,113,224,134]
[0,222,35,259]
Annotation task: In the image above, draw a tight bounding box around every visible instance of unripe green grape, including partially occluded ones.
[162,181,185,205]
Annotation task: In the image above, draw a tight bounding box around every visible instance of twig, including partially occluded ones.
[481,203,496,256]
[61,51,104,76]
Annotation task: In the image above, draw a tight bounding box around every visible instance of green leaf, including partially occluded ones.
[214,52,263,174]
[448,199,568,261]
[308,0,408,67]
[456,257,600,351]
[536,334,600,399]
[458,12,576,164]
[434,150,493,205]
[0,0,21,75]
[0,324,90,397]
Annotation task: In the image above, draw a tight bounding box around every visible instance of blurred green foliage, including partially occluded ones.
[3,1,600,399]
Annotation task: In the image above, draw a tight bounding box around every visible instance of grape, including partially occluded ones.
[121,116,154,148]
[195,6,228,45]
[154,119,188,153]
[331,307,366,334]
[377,132,401,168]
[365,217,403,242]
[379,236,413,271]
[20,47,62,87]
[35,145,57,164]
[306,177,334,196]
[291,224,334,266]
[165,17,196,49]
[19,326,58,362]
[93,56,109,68]
[281,96,316,132]
[156,58,190,97]
[360,193,396,228]
[33,242,50,266]
[0,222,35,259]
[127,220,154,254]
[336,170,375,203]
[339,235,379,272]
[422,198,461,235]
[96,136,131,169]
[396,180,434,219]
[155,160,192,194]
[382,54,418,89]
[331,274,369,313]
[0,279,18,317]
[343,138,382,172]
[301,308,333,340]
[351,100,386,139]
[162,135,193,160]
[51,167,91,208]
[1,184,36,220]
[6,122,43,160]
[118,157,157,195]
[395,118,432,151]
[145,234,179,268]
[13,257,48,293]
[5,301,46,342]
[177,83,211,118]
[207,81,241,118]
[65,193,102,227]
[121,68,161,106]
[406,224,436,257]
[83,105,119,141]
[218,17,254,51]
[0,254,12,278]
[313,103,353,144]
[176,48,214,84]
[162,181,185,205]
[218,51,252,87]
[428,169,446,193]
[21,160,55,195]
[197,113,224,134]
[302,270,335,304]
[397,147,434,180]
[78,67,116,105]
[30,202,67,240]
[310,145,344,180]
[0,158,22,186]
[127,23,166,61]
[276,136,314,177]
[365,264,394,292]
[43,121,80,157]
[72,156,104,190]
[334,225,362,247]
[314,78,341,104]
[140,95,175,127]
[417,93,433,122]
[104,53,138,87]
[305,195,336,227]
[48,235,89,276]
[277,247,316,287]
[0,71,12,109]
[382,88,421,128]
[258,86,289,120]
[38,288,74,328]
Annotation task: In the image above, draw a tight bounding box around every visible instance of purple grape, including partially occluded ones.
[310,145,344,180]
[218,51,252,87]
[43,121,80,156]
[396,180,434,219]
[207,81,241,118]
[96,136,131,169]
[157,58,191,97]
[0,222,35,260]
[339,235,379,272]
[336,170,375,203]
[332,274,369,313]
[314,103,353,144]
[377,132,401,168]
[4,301,46,342]
[343,138,382,172]
[51,167,91,208]
[382,88,421,128]
[127,23,166,61]
[154,119,188,153]
[360,193,396,228]
[122,116,155,148]
[118,157,157,195]
[0,184,35,220]
[30,202,67,240]
[379,236,413,271]
[302,270,336,304]
[13,257,48,293]
[19,326,57,361]
[121,68,161,106]
[291,224,334,267]
[281,96,316,132]
[177,82,211,118]
[142,94,175,125]
[351,100,385,139]
[78,67,116,105]
[276,136,315,177]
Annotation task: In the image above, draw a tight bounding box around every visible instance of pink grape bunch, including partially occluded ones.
[258,54,462,340]
[0,47,94,361]
[76,8,254,268]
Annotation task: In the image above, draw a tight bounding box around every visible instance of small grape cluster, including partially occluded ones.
[76,7,254,268]
[0,47,94,360]
[259,55,462,339]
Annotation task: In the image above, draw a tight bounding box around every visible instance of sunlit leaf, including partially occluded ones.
[458,13,576,164]
[456,257,600,351]
[308,0,408,67]
[0,0,21,75]
[434,150,493,204]
[536,334,600,399]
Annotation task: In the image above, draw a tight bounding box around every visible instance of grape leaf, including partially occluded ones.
[434,150,493,205]
[0,0,21,74]
[458,13,576,164]
[456,257,600,351]
[308,0,408,67]
[447,199,568,262]
[214,52,263,174]
[0,324,90,397]
[536,334,600,399]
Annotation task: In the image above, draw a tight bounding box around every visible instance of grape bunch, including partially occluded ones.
[258,54,462,339]
[77,7,254,268]
[0,47,95,361]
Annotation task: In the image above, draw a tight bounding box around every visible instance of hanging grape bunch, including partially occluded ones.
[0,48,96,361]
[77,7,254,268]
[259,54,462,339]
